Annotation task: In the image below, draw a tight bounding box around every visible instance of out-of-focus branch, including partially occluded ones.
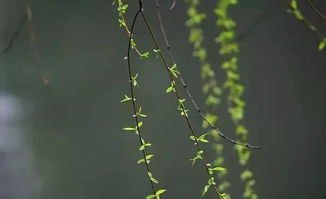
[2,14,27,54]
[304,0,326,23]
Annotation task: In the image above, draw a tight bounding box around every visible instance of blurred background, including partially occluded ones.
[0,0,325,198]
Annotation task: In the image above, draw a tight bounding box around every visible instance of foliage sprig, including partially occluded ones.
[115,1,166,198]
[287,0,326,50]
[215,0,258,198]
[185,0,231,197]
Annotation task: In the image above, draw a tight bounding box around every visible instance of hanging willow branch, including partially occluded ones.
[304,0,326,23]
[2,2,48,84]
[138,1,228,197]
[156,1,260,150]
[214,0,259,198]
[115,1,166,198]
[184,0,230,197]
[26,2,49,85]
[2,15,27,54]
[287,0,326,50]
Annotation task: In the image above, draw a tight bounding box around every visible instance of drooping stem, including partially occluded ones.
[154,0,260,150]
[26,2,49,84]
[125,4,157,196]
[139,3,225,198]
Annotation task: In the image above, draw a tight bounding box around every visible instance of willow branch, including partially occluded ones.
[126,1,156,195]
[305,0,326,23]
[154,0,260,149]
[2,14,27,54]
[26,3,49,84]
[139,7,223,197]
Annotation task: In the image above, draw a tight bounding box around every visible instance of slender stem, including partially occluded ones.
[286,0,325,40]
[139,7,223,198]
[305,0,326,23]
[2,14,27,54]
[126,2,156,194]
[154,0,260,150]
[26,2,49,84]
[170,0,177,10]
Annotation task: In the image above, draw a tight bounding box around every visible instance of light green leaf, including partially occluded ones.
[155,189,167,199]
[122,127,136,131]
[318,39,326,51]
[139,143,152,151]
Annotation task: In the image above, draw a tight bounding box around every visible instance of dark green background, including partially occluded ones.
[0,0,325,198]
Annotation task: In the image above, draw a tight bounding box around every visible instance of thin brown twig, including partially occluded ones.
[286,0,325,40]
[139,4,224,198]
[126,1,156,195]
[154,0,261,149]
[305,0,326,23]
[26,2,49,84]
[2,14,27,54]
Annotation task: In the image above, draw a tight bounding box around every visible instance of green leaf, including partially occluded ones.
[140,52,150,58]
[139,143,152,150]
[240,169,253,181]
[190,150,204,165]
[131,73,139,87]
[290,0,297,10]
[219,193,227,199]
[120,94,132,103]
[209,166,226,175]
[202,113,218,128]
[166,86,174,93]
[135,107,148,118]
[146,194,155,199]
[137,121,143,128]
[137,154,154,164]
[147,172,159,184]
[210,167,226,172]
[155,189,166,199]
[318,39,326,51]
[168,64,180,78]
[198,133,209,143]
[201,184,211,197]
[122,127,136,131]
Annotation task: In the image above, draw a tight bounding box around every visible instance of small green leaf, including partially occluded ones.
[140,52,150,58]
[210,167,226,172]
[166,86,174,93]
[198,133,209,143]
[168,64,180,78]
[155,189,167,199]
[122,127,136,131]
[219,193,227,199]
[139,143,152,150]
[120,94,133,103]
[190,150,204,165]
[135,107,148,118]
[290,0,297,10]
[209,166,226,175]
[201,184,211,197]
[318,39,326,51]
[137,121,143,128]
[147,172,159,184]
[146,194,155,199]
[240,169,253,181]
[131,73,139,87]
[137,154,154,164]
